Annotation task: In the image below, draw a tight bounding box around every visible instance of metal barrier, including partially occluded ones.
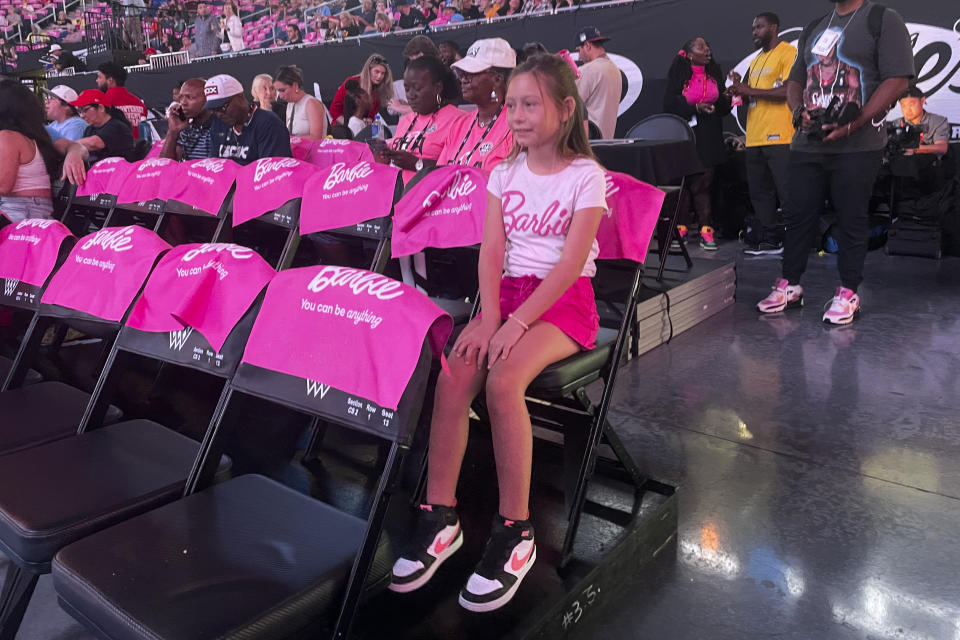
[149,50,190,69]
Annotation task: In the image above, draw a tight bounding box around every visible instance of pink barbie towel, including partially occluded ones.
[116,158,180,204]
[160,158,240,216]
[126,243,275,351]
[76,157,135,198]
[241,266,453,410]
[299,161,399,234]
[595,171,665,263]
[233,157,316,226]
[392,165,487,257]
[0,219,73,286]
[305,139,374,170]
[290,136,314,161]
[41,226,170,321]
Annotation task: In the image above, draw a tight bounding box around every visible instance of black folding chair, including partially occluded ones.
[52,268,441,640]
[626,113,696,281]
[0,247,266,639]
[59,159,131,237]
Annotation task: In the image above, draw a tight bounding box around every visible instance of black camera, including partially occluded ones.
[885,120,922,155]
[802,96,861,142]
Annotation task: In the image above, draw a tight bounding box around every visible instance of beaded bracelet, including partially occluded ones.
[507,313,530,332]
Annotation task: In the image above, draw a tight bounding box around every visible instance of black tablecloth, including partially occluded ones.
[591,139,702,185]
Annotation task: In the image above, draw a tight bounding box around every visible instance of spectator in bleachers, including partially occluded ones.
[2,8,20,30]
[417,0,436,22]
[192,2,219,56]
[373,11,393,33]
[52,45,85,72]
[43,85,86,141]
[436,37,515,172]
[181,34,199,57]
[252,72,285,118]
[96,62,148,139]
[54,10,69,26]
[204,74,291,164]
[395,0,427,29]
[220,1,245,51]
[356,0,376,30]
[330,53,394,122]
[274,64,327,139]
[377,54,465,181]
[160,78,215,161]
[430,1,462,27]
[71,89,134,163]
[459,0,480,19]
[337,12,362,37]
[500,0,521,17]
[0,80,89,221]
[522,0,550,13]
[26,24,52,46]
[285,23,304,44]
[0,38,17,70]
[439,40,462,66]
[343,79,371,136]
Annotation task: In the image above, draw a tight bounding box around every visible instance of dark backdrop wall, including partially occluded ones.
[54,0,960,138]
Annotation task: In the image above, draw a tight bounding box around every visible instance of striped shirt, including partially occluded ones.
[177,120,213,161]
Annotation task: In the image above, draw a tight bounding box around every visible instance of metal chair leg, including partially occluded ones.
[0,565,39,640]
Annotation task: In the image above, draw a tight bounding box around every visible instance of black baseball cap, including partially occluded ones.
[574,26,610,49]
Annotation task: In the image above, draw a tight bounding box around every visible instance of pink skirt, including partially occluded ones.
[497,275,599,350]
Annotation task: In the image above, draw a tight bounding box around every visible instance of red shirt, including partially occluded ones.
[105,87,148,139]
[329,75,381,122]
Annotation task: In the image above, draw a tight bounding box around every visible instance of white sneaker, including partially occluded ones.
[822,287,860,325]
[757,278,803,314]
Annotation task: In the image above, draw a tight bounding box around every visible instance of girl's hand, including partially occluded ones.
[486,319,526,369]
[452,319,498,369]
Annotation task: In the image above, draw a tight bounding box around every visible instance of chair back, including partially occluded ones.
[114,157,178,216]
[625,113,695,142]
[160,158,239,219]
[233,265,452,446]
[119,242,274,376]
[300,161,401,242]
[303,139,374,170]
[596,171,666,264]
[0,219,75,311]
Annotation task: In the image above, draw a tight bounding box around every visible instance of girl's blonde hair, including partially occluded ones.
[359,53,395,106]
[506,53,595,162]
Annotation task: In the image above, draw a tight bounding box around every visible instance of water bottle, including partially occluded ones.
[372,114,386,140]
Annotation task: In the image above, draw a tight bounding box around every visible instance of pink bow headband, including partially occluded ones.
[678,49,687,58]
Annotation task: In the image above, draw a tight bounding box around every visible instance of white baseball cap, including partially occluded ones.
[43,84,79,104]
[203,74,245,109]
[452,38,517,74]
[50,44,62,52]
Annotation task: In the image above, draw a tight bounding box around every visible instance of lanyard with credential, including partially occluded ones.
[449,105,503,166]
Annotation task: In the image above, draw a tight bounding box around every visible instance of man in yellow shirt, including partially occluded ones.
[729,12,796,255]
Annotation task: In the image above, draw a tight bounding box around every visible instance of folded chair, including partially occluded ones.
[625,113,696,281]
[52,266,451,640]
[295,160,402,274]
[60,157,135,237]
[0,225,169,456]
[0,220,74,388]
[216,157,316,269]
[0,242,273,640]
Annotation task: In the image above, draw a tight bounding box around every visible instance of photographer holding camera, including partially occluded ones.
[894,86,949,157]
[757,0,914,325]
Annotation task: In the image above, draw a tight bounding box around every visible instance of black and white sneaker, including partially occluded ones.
[389,503,463,593]
[458,516,536,613]
[743,240,784,255]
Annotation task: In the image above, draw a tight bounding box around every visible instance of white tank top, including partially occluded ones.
[286,94,326,138]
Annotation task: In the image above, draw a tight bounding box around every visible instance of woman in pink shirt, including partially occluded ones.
[376,55,466,182]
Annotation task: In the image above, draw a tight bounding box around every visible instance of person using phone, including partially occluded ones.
[160,78,215,161]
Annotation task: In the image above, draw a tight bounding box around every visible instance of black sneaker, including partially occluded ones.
[743,240,783,255]
[389,503,463,593]
[458,515,536,613]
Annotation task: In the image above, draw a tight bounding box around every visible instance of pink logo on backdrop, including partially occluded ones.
[41,226,171,321]
[126,242,275,351]
[116,158,179,204]
[160,158,239,216]
[76,157,135,197]
[392,166,487,257]
[300,161,399,234]
[0,219,73,286]
[241,266,452,410]
[233,157,315,226]
[595,171,665,262]
[305,139,374,170]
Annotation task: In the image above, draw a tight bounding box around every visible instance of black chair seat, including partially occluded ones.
[0,355,41,385]
[0,381,121,456]
[0,420,212,567]
[53,474,393,640]
[429,296,474,325]
[527,327,618,395]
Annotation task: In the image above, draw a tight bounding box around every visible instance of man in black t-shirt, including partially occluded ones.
[757,0,914,326]
[395,0,427,29]
[204,74,292,165]
[71,89,134,163]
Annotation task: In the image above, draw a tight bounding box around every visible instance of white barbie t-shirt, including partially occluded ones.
[487,153,608,279]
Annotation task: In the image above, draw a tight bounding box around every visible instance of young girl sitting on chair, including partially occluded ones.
[390,53,609,613]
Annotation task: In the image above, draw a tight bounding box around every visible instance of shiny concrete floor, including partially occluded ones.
[5,241,960,639]
[568,243,960,640]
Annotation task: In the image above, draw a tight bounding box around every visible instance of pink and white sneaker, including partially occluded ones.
[459,516,536,613]
[390,503,463,593]
[757,278,803,314]
[822,287,860,325]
